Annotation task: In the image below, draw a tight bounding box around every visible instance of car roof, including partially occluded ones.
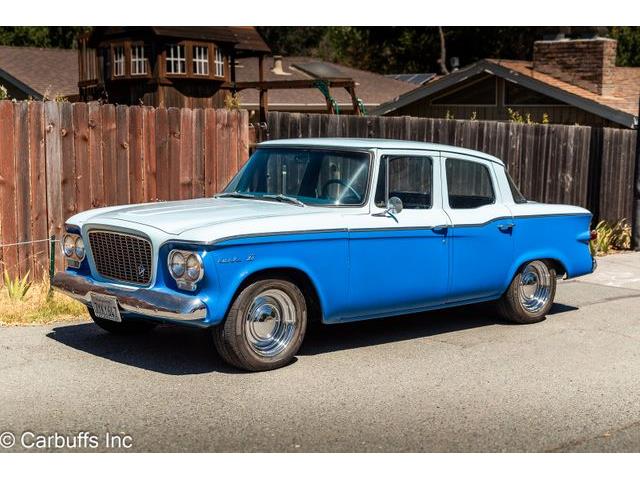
[259,138,504,165]
[258,137,504,165]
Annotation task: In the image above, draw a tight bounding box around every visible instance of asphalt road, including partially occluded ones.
[1,253,640,452]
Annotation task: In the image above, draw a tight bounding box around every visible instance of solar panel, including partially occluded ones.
[386,73,436,85]
[292,62,350,79]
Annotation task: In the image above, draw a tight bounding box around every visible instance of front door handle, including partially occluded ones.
[498,223,515,233]
[432,225,448,234]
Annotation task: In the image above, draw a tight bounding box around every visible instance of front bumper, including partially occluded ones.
[52,272,207,323]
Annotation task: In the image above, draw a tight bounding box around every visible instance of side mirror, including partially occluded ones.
[387,196,403,215]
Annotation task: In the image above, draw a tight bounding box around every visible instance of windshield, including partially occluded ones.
[223,148,371,206]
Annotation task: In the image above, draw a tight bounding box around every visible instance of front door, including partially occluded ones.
[344,151,450,321]
[441,154,514,303]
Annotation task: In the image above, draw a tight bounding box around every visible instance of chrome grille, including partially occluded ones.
[88,230,152,285]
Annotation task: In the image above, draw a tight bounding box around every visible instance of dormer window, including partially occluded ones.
[193,46,209,75]
[113,46,125,77]
[166,44,186,74]
[214,47,224,78]
[131,45,147,75]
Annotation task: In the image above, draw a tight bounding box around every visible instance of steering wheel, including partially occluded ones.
[320,179,362,203]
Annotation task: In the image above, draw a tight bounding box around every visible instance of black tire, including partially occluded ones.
[212,278,307,371]
[497,260,557,324]
[88,307,157,334]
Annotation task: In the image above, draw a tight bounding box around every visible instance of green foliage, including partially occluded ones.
[0,84,8,100]
[610,27,640,67]
[257,27,640,74]
[0,27,89,49]
[591,219,632,256]
[2,270,32,301]
[506,108,551,125]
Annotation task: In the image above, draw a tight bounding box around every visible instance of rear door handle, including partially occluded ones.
[498,223,515,232]
[432,225,448,234]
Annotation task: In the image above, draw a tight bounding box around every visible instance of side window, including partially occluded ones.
[375,155,432,209]
[446,158,495,209]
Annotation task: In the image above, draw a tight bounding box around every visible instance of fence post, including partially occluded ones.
[47,234,55,298]
[634,98,640,250]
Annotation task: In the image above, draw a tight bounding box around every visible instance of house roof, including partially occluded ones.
[385,73,437,85]
[229,27,270,54]
[235,56,416,111]
[372,58,639,128]
[0,45,78,99]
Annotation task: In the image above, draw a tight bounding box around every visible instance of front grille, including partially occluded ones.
[88,230,152,285]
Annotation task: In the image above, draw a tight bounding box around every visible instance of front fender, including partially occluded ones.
[204,233,350,325]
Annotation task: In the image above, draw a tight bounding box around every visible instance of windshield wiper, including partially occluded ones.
[262,194,305,207]
[215,192,259,200]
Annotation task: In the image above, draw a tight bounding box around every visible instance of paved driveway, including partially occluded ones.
[1,253,640,452]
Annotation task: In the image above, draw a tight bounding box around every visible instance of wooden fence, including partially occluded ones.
[0,101,249,281]
[264,111,637,226]
[1,103,636,282]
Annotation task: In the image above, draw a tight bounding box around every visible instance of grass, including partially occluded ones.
[0,278,87,326]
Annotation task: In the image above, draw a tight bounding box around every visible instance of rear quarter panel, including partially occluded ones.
[508,205,593,286]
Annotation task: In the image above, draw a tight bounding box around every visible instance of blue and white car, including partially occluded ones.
[53,138,596,371]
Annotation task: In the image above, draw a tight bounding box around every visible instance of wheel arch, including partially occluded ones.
[228,267,324,324]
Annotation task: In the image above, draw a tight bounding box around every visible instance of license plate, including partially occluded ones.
[90,293,122,323]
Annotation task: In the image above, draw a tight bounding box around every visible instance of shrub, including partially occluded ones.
[2,270,32,300]
[591,219,632,256]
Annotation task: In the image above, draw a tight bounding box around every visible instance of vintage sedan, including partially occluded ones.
[53,138,596,371]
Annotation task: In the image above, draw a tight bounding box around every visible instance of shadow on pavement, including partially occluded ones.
[46,301,577,374]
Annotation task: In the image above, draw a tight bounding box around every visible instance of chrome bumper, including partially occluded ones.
[52,272,207,322]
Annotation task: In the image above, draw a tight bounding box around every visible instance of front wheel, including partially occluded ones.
[497,260,557,324]
[212,278,307,371]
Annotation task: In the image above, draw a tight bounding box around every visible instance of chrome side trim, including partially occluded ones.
[52,272,206,322]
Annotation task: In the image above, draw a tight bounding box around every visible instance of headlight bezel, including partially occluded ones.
[167,249,204,290]
[62,233,85,266]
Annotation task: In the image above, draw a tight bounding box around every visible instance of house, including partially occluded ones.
[373,31,640,129]
[77,26,270,108]
[0,46,79,100]
[234,55,417,117]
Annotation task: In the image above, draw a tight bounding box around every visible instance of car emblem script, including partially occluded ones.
[137,264,146,278]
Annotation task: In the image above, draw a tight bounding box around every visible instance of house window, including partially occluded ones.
[113,46,125,77]
[214,47,225,77]
[166,44,186,74]
[193,46,209,75]
[131,45,147,75]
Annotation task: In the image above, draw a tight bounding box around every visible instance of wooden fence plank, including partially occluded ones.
[115,105,130,205]
[13,102,31,278]
[168,107,181,200]
[101,104,117,206]
[144,107,157,201]
[88,102,104,208]
[128,106,144,204]
[44,101,63,273]
[73,103,91,213]
[193,108,205,198]
[204,108,218,197]
[0,101,18,279]
[155,107,169,200]
[179,107,194,200]
[28,102,48,280]
[60,102,76,227]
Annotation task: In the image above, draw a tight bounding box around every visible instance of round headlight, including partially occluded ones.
[169,251,186,278]
[63,234,76,258]
[185,254,202,281]
[74,236,85,260]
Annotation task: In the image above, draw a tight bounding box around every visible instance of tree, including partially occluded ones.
[0,27,89,49]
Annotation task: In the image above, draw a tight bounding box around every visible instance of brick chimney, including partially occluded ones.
[533,37,617,96]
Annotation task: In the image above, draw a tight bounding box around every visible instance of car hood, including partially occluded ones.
[68,197,335,236]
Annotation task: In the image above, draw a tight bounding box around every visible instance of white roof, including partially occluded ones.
[260,138,504,165]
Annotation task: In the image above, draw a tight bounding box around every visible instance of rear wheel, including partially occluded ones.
[497,260,556,324]
[212,278,307,371]
[88,308,157,334]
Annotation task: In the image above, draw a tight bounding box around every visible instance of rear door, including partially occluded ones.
[441,153,514,303]
[345,150,451,320]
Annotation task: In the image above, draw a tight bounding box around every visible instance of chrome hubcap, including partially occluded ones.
[245,289,297,358]
[518,261,552,313]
